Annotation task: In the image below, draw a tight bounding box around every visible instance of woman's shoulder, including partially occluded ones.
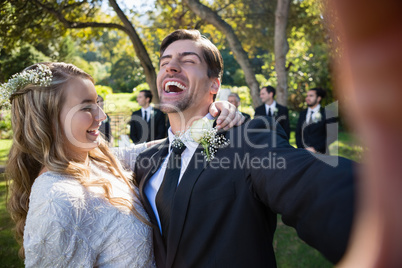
[30,172,85,210]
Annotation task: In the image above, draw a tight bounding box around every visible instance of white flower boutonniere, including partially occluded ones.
[189,118,230,161]
[273,107,279,115]
[312,112,322,123]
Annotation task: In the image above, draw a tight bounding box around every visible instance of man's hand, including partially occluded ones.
[209,101,245,130]
[305,147,317,153]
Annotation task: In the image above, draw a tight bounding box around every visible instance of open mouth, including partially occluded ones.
[164,81,186,93]
[87,129,99,135]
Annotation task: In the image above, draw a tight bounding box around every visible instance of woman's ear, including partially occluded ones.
[210,78,220,94]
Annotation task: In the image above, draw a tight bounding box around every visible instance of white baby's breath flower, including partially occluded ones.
[188,118,229,161]
[0,64,53,108]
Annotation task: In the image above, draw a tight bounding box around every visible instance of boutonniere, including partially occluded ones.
[188,118,230,161]
[312,112,322,123]
[273,107,279,115]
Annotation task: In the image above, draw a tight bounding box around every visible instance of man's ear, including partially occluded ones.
[210,78,220,94]
[317,96,322,103]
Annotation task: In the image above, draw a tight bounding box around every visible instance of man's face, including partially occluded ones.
[228,96,239,108]
[259,88,272,104]
[306,90,320,107]
[137,92,148,107]
[157,39,219,114]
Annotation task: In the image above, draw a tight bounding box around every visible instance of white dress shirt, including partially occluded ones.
[141,106,153,122]
[265,101,277,116]
[144,113,214,233]
[306,104,321,123]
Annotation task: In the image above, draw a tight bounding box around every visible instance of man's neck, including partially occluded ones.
[265,99,274,106]
[168,106,210,134]
[142,103,150,109]
[308,103,320,110]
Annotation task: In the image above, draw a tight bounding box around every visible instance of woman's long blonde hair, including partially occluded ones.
[6,62,147,258]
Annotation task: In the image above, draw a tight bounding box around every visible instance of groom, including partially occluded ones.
[134,29,355,267]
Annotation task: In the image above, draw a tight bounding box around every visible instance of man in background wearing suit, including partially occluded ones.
[129,89,167,144]
[227,92,251,122]
[296,87,336,154]
[254,86,291,140]
[134,29,355,268]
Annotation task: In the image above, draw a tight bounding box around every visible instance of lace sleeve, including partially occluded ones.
[112,143,148,171]
[24,174,95,267]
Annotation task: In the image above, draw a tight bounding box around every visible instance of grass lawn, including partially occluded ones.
[274,216,333,267]
[0,174,24,267]
[0,139,12,166]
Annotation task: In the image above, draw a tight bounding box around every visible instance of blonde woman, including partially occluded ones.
[2,62,242,267]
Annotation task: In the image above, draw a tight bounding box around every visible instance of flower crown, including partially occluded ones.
[0,64,53,108]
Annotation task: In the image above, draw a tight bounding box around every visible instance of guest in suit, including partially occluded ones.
[129,89,167,144]
[227,92,251,122]
[295,88,337,154]
[134,29,356,268]
[254,86,291,140]
[97,95,113,145]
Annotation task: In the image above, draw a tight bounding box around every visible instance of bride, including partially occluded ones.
[2,62,242,267]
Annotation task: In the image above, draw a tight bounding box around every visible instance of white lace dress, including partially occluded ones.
[24,145,156,267]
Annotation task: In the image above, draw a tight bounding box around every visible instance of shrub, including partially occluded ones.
[95,85,113,99]
[0,111,13,139]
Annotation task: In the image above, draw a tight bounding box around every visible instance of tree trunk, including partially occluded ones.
[184,0,262,108]
[30,0,160,103]
[109,0,159,103]
[274,0,291,106]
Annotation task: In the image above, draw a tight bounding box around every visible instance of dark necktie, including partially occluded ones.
[144,110,148,121]
[156,140,186,244]
[268,107,273,117]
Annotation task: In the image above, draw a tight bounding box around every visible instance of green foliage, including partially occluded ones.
[58,36,77,63]
[95,85,113,99]
[134,83,150,92]
[0,177,24,267]
[0,111,13,139]
[255,74,269,88]
[100,54,146,93]
[232,69,247,87]
[0,45,51,81]
[288,110,300,132]
[130,83,150,101]
[104,93,139,115]
[0,139,12,166]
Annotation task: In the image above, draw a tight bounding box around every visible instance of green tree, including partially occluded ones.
[1,0,159,102]
[0,45,50,80]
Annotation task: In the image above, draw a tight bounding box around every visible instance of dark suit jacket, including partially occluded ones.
[134,118,355,268]
[254,103,290,140]
[241,111,251,122]
[99,114,111,142]
[129,108,167,144]
[295,107,337,154]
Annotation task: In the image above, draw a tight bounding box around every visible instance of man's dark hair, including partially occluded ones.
[310,87,326,100]
[261,85,276,98]
[140,89,153,102]
[160,29,224,80]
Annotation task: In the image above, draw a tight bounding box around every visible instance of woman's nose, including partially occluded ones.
[95,106,107,122]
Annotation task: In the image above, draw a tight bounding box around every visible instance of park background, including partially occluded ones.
[0,0,362,266]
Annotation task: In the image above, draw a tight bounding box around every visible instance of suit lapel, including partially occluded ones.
[166,145,209,267]
[138,139,169,226]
